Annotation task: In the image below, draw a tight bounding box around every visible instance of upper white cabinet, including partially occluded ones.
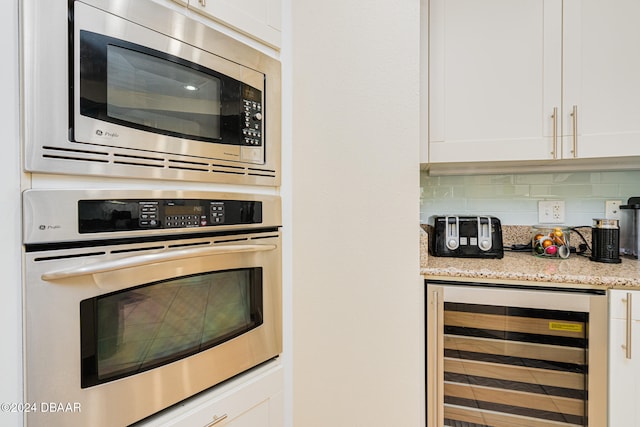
[429,0,640,165]
[429,0,562,163]
[185,0,281,48]
[562,0,640,159]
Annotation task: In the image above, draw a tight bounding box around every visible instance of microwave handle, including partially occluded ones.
[41,244,277,281]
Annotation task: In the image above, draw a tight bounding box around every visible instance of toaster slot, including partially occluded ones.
[477,216,493,251]
[445,216,460,250]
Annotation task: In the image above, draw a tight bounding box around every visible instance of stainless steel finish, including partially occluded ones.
[23,189,282,426]
[593,218,620,229]
[22,0,281,186]
[207,414,229,426]
[626,292,633,359]
[551,107,558,159]
[426,283,608,427]
[571,105,579,157]
[427,287,443,427]
[23,189,281,244]
[41,244,277,281]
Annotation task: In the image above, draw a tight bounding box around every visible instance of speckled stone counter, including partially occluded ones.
[420,226,640,289]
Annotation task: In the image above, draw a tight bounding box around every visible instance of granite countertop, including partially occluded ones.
[420,226,640,289]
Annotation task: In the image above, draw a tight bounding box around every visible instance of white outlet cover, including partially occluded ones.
[538,200,566,224]
[605,200,623,219]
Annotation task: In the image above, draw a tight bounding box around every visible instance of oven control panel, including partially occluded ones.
[78,198,262,234]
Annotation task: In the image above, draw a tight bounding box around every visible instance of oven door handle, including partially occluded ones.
[41,244,277,281]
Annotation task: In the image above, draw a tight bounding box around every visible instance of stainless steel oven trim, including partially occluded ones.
[23,188,281,245]
[21,0,282,186]
[24,229,282,427]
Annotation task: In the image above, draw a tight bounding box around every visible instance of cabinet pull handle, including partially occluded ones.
[551,107,558,159]
[199,0,206,6]
[626,293,633,359]
[570,105,578,157]
[206,414,228,427]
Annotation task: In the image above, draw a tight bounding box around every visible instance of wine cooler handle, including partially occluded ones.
[627,292,633,359]
[432,290,440,427]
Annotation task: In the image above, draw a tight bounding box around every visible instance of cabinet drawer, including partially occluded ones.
[137,361,283,427]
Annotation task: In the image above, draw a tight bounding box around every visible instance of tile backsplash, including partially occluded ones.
[420,170,640,226]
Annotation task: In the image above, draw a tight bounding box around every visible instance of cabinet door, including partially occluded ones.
[429,0,562,163]
[188,0,281,48]
[562,0,640,159]
[609,290,640,426]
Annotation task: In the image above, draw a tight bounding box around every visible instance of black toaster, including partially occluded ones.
[429,215,504,259]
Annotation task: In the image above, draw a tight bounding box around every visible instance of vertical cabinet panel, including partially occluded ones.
[429,0,562,163]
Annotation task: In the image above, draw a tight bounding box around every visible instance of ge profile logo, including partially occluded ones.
[39,225,61,230]
[96,129,119,138]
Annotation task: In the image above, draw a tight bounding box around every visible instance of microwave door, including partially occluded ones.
[72,2,266,165]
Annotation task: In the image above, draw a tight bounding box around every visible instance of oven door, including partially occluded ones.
[24,231,281,427]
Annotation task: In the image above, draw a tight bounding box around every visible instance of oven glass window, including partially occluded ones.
[106,44,222,139]
[80,268,263,388]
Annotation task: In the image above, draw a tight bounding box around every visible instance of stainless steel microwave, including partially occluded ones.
[22,0,281,186]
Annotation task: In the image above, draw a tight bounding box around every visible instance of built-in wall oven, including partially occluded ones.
[22,0,281,186]
[426,280,608,427]
[22,189,282,427]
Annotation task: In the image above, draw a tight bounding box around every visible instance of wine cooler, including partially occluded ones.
[426,280,607,427]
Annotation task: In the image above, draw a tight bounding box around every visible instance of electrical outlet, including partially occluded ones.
[605,200,623,219]
[538,200,566,223]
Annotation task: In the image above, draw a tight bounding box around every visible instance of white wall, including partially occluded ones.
[290,1,424,425]
[1,0,24,425]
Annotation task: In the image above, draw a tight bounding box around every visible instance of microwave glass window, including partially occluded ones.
[80,268,263,387]
[106,44,222,139]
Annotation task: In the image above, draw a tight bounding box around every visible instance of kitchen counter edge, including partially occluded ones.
[420,228,640,289]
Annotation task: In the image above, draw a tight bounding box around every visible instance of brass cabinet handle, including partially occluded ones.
[551,107,558,159]
[206,414,228,426]
[199,0,206,6]
[570,105,578,157]
[626,293,633,359]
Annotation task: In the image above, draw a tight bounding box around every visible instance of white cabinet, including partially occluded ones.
[562,0,640,159]
[429,0,561,163]
[137,361,284,427]
[186,0,281,48]
[428,0,640,165]
[609,290,640,426]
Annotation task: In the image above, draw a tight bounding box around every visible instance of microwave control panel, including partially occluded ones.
[242,84,263,147]
[242,99,262,147]
[78,199,263,234]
